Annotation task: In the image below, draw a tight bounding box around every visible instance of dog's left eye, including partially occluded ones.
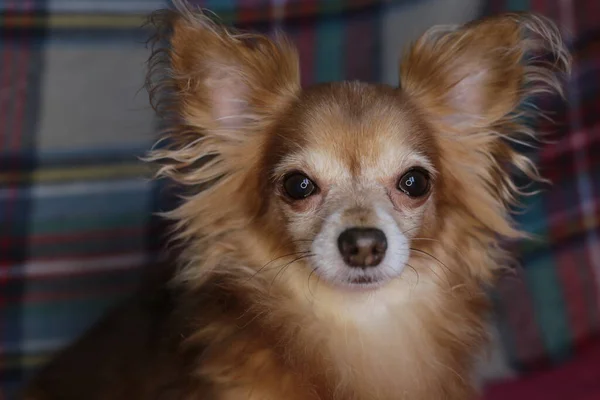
[283,173,317,200]
[398,168,430,197]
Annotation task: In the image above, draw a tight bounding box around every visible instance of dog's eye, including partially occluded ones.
[398,169,430,197]
[283,173,316,200]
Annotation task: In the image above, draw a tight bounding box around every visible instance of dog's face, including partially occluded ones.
[148,5,568,290]
[268,84,438,289]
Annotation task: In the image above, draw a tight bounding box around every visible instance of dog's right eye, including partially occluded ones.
[283,173,317,200]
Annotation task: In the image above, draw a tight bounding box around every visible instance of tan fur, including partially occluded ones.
[25,2,570,400]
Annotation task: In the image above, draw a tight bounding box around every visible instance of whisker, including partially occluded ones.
[410,248,452,272]
[409,248,454,288]
[307,266,320,299]
[269,254,315,293]
[404,262,420,287]
[402,226,421,236]
[289,239,313,245]
[410,237,462,253]
[410,237,442,244]
[248,251,310,282]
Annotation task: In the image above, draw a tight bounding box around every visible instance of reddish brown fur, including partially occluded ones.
[24,2,570,399]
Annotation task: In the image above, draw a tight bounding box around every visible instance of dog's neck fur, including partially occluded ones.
[177,225,488,400]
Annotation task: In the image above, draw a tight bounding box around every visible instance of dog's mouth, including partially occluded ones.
[349,276,377,285]
[339,274,389,291]
[309,263,406,292]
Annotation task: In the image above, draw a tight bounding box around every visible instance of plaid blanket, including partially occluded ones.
[486,0,600,375]
[0,0,598,398]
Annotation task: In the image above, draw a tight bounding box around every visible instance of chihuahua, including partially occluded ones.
[25,1,569,399]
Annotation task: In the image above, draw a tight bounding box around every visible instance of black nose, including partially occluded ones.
[337,228,387,268]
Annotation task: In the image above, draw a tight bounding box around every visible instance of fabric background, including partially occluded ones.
[0,0,598,398]
[487,0,600,372]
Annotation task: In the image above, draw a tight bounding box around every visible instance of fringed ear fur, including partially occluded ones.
[400,13,570,133]
[400,13,571,279]
[144,1,300,282]
[146,1,300,175]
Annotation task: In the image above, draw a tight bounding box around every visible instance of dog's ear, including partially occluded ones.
[144,4,300,279]
[146,2,300,188]
[159,3,299,138]
[145,2,299,186]
[399,13,570,134]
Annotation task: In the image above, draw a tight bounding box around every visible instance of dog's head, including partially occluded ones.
[265,83,438,289]
[147,3,569,293]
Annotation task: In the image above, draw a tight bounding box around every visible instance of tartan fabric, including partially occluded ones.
[0,2,168,398]
[484,0,600,377]
[0,0,598,398]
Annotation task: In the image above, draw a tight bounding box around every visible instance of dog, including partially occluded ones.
[24,1,570,399]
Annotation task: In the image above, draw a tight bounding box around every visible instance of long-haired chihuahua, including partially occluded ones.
[25,1,570,399]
